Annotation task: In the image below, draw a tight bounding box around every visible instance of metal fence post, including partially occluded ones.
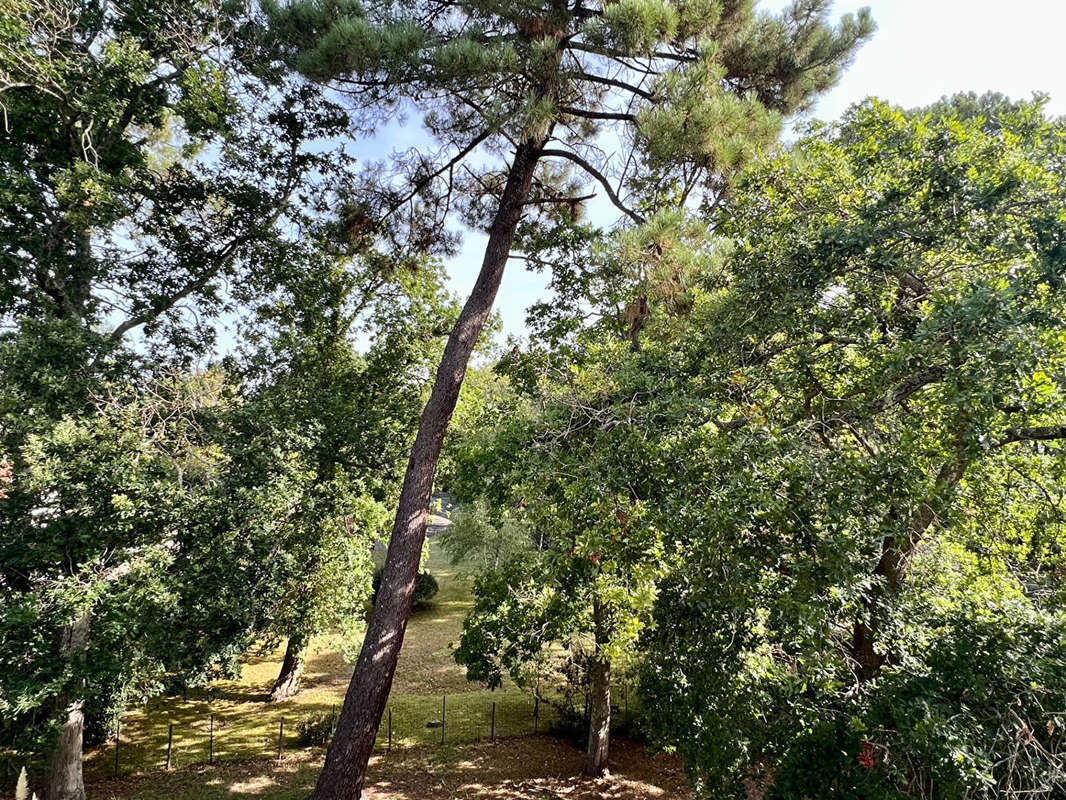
[533,694,540,734]
[387,706,392,754]
[209,713,214,764]
[277,718,284,760]
[490,701,496,742]
[441,695,446,745]
[166,723,174,770]
[113,718,120,778]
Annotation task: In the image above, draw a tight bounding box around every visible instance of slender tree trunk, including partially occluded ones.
[308,139,545,800]
[584,600,611,778]
[584,656,611,777]
[269,632,308,703]
[46,700,85,800]
[851,454,969,680]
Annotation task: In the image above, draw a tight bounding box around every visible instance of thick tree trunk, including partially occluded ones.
[584,656,611,777]
[308,139,544,800]
[47,612,90,800]
[269,632,308,703]
[46,700,85,800]
[584,598,611,778]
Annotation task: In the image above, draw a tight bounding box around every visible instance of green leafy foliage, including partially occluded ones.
[451,343,670,704]
[631,94,1066,799]
[233,246,457,662]
[0,369,252,752]
[0,0,349,350]
[296,711,336,747]
[0,0,458,778]
[437,499,533,576]
[453,92,1066,798]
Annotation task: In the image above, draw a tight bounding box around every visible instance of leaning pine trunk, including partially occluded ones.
[308,139,545,800]
[269,632,308,703]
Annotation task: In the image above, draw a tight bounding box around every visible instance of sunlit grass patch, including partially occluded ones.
[84,542,546,780]
[88,736,692,800]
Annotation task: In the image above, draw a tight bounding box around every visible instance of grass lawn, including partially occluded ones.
[87,736,692,800]
[82,541,550,782]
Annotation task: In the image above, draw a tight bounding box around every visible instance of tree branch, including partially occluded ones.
[539,148,644,224]
[109,260,226,342]
[998,425,1066,447]
[570,70,655,101]
[520,192,596,206]
[558,105,637,122]
[389,126,493,215]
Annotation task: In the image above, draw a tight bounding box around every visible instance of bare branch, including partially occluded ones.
[389,126,493,216]
[558,105,637,122]
[520,192,596,207]
[539,147,645,224]
[570,70,655,101]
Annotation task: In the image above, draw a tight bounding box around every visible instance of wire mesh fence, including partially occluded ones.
[0,690,572,793]
[0,680,645,795]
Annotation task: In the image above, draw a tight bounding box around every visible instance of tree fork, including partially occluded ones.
[308,138,545,800]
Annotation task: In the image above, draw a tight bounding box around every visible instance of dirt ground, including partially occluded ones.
[89,735,692,800]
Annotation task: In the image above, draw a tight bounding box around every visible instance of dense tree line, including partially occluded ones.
[448,94,1066,799]
[267,0,871,792]
[3,1,1065,799]
[0,1,453,797]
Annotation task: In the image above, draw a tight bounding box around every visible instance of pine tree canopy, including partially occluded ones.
[268,0,875,225]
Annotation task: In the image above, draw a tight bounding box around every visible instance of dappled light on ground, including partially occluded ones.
[82,545,553,780]
[90,736,691,800]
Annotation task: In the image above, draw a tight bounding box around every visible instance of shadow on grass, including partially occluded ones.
[79,544,567,783]
[87,736,692,800]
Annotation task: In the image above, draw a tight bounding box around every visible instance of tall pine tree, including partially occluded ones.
[269,0,873,794]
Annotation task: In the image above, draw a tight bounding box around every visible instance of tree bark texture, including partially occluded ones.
[46,700,85,800]
[269,632,309,703]
[584,656,611,777]
[584,599,611,777]
[308,139,544,800]
[47,611,91,800]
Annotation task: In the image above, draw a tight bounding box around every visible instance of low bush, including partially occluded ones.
[295,712,334,747]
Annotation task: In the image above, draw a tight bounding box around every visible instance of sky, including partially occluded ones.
[430,0,1066,342]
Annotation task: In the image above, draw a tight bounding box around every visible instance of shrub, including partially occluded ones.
[295,711,334,747]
